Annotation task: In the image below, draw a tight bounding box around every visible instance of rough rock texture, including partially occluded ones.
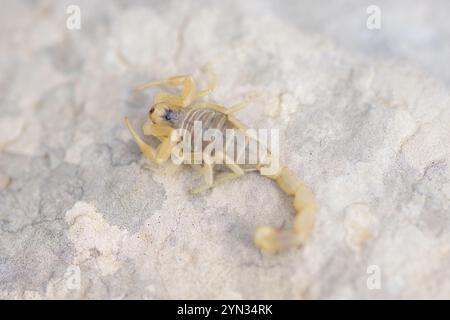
[1,0,449,299]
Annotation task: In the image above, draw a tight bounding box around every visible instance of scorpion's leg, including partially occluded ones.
[191,163,214,194]
[214,172,242,185]
[125,117,177,164]
[202,162,214,186]
[225,96,253,114]
[191,172,242,194]
[214,151,245,176]
[137,75,197,108]
[227,114,247,129]
[199,97,250,115]
[197,65,216,98]
[191,151,216,193]
[191,150,244,193]
[193,102,228,113]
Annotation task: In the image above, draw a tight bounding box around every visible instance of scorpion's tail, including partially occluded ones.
[254,166,317,254]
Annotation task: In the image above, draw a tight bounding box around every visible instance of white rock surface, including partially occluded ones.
[0,0,449,299]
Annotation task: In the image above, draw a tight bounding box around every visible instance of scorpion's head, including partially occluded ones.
[148,102,181,127]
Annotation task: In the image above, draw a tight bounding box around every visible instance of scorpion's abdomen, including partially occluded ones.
[179,107,230,133]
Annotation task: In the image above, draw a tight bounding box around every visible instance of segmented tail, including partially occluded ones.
[255,167,317,254]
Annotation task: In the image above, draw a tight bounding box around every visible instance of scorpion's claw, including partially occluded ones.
[254,226,301,255]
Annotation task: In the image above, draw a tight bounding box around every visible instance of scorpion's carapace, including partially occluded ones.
[125,74,317,254]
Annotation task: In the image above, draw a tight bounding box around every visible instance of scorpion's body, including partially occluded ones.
[178,106,230,133]
[125,74,317,254]
[176,105,261,173]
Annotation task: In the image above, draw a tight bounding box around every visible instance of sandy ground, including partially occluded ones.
[0,0,449,299]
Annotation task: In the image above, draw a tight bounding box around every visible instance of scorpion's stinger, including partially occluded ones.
[254,166,317,254]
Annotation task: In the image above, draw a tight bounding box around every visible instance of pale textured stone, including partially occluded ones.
[0,0,449,299]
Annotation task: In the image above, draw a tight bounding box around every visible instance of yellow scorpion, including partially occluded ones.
[125,74,317,254]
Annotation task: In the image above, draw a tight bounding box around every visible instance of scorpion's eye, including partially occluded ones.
[164,109,176,121]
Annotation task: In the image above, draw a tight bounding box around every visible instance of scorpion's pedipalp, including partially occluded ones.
[142,119,172,137]
[136,74,192,91]
[125,117,157,161]
[137,75,198,108]
[154,92,187,107]
[124,117,177,165]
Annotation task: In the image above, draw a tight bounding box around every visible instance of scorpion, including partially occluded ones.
[124,74,317,254]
